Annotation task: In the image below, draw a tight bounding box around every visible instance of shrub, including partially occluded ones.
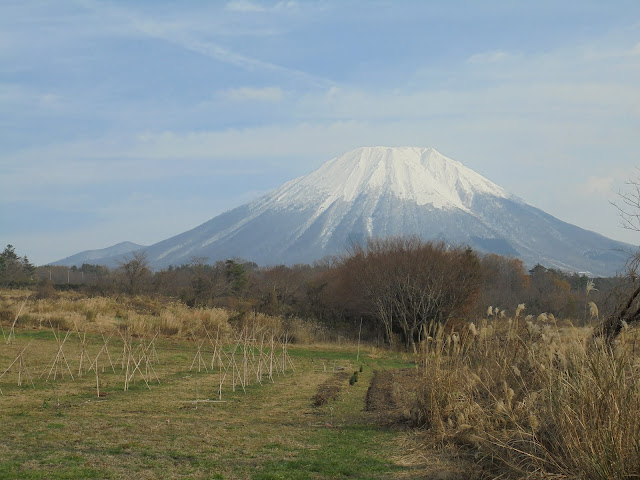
[283,317,328,344]
[47,316,70,331]
[35,279,58,300]
[0,307,13,324]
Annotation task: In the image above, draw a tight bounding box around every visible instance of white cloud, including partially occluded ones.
[584,42,640,60]
[38,93,63,107]
[295,80,639,124]
[0,84,65,110]
[2,194,226,265]
[0,122,374,195]
[578,176,616,195]
[77,1,334,88]
[467,50,517,64]
[220,86,284,102]
[274,1,298,10]
[225,0,299,13]
[168,34,333,87]
[225,0,266,12]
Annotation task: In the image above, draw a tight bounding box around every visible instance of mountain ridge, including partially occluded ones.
[50,241,146,267]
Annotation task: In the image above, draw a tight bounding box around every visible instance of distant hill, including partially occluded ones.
[54,147,633,276]
[50,241,146,267]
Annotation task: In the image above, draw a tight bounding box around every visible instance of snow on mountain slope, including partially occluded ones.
[269,146,511,211]
[60,147,632,276]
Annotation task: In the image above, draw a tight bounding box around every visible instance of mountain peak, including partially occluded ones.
[270,146,509,213]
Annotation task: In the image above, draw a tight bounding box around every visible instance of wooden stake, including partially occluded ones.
[7,298,28,345]
[95,351,100,398]
[357,317,362,362]
[75,326,89,377]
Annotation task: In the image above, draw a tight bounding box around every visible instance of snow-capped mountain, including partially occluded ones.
[57,147,632,276]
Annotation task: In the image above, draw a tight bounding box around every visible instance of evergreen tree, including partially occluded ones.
[22,256,36,280]
[0,244,36,285]
[225,259,247,295]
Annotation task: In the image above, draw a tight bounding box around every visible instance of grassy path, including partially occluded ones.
[0,335,419,479]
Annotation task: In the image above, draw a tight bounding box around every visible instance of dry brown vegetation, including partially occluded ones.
[0,289,302,342]
[414,315,640,479]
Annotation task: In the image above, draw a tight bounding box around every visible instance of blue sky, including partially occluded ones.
[1,0,640,265]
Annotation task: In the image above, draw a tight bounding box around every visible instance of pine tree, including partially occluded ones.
[22,256,36,281]
[0,244,34,285]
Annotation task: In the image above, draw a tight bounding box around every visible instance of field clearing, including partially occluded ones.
[0,328,429,479]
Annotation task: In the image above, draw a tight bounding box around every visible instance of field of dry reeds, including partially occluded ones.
[415,312,640,479]
[0,288,329,343]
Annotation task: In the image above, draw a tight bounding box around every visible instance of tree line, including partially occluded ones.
[2,241,623,348]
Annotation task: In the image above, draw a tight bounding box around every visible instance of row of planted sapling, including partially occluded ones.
[0,309,295,403]
[186,321,295,404]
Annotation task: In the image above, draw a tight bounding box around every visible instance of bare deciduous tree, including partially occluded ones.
[339,237,482,351]
[612,173,640,233]
[595,175,640,341]
[118,251,151,295]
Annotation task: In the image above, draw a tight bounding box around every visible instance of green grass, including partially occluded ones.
[255,424,402,479]
[253,357,406,480]
[9,329,58,340]
[0,329,417,479]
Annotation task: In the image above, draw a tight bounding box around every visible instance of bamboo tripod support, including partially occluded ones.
[0,341,35,391]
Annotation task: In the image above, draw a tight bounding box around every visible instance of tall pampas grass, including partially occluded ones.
[414,317,640,479]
